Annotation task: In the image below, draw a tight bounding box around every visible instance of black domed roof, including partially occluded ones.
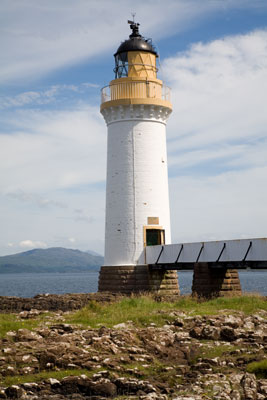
[114,22,158,57]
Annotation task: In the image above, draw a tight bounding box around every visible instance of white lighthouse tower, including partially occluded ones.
[99,21,179,295]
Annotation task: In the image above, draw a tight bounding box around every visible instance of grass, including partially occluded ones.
[197,344,239,360]
[247,359,267,378]
[1,369,91,387]
[0,360,179,389]
[173,294,267,315]
[65,294,266,328]
[1,361,178,388]
[65,296,176,328]
[119,360,182,387]
[0,295,265,391]
[0,314,41,338]
[1,295,265,336]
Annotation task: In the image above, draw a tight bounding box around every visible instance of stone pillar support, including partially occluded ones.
[148,269,180,296]
[192,263,242,298]
[98,265,180,296]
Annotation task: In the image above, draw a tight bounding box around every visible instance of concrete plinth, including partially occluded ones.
[98,265,180,295]
[192,263,242,298]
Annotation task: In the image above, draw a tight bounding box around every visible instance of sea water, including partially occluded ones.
[0,270,266,298]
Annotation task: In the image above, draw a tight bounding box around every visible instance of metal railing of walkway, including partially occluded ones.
[146,238,267,270]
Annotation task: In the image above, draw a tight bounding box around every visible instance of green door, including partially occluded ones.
[146,229,165,246]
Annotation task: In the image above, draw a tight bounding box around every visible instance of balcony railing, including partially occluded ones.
[101,80,171,104]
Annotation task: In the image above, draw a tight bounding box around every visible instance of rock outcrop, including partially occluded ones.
[0,297,266,399]
[0,293,124,314]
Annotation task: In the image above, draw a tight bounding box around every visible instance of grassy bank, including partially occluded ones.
[1,369,91,387]
[0,294,266,395]
[0,294,266,337]
[65,294,267,328]
[0,313,40,338]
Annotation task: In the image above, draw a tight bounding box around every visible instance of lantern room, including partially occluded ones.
[100,21,172,112]
[114,21,158,79]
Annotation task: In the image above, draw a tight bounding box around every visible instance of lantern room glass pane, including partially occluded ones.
[114,52,128,78]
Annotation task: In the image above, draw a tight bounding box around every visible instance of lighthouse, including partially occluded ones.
[99,21,179,295]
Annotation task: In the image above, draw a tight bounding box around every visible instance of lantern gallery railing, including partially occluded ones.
[101,80,171,104]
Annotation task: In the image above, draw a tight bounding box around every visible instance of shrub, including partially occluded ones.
[247,359,267,378]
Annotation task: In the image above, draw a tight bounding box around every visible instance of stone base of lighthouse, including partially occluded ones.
[98,265,180,296]
[192,263,242,298]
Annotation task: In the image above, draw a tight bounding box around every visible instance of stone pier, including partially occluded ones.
[98,265,180,296]
[192,263,242,298]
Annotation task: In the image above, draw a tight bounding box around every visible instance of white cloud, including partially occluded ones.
[165,29,267,148]
[164,29,267,162]
[1,0,264,84]
[68,237,76,243]
[19,240,48,249]
[0,103,106,193]
[170,166,267,244]
[164,30,267,243]
[0,91,106,256]
[0,185,105,256]
[6,190,67,209]
[0,84,98,109]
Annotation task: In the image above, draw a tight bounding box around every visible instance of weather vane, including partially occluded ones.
[128,12,140,37]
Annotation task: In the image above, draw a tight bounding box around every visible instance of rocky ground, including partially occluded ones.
[0,296,266,399]
[0,294,124,314]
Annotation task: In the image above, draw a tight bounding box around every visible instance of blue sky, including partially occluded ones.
[0,0,267,256]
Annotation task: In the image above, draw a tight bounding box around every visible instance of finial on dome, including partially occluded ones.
[127,17,141,38]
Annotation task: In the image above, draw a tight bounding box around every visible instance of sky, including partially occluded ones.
[0,0,267,256]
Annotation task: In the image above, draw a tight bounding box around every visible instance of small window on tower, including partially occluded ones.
[144,227,165,247]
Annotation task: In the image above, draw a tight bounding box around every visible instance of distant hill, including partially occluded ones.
[86,249,102,257]
[0,247,104,273]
